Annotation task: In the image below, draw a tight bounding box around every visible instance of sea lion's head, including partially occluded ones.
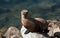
[21,10,28,15]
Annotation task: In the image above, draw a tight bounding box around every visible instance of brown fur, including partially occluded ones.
[21,10,48,33]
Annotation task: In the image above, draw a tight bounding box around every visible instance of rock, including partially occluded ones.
[0,27,7,38]
[0,33,2,38]
[21,26,50,38]
[4,26,22,38]
[47,20,60,38]
[52,27,60,38]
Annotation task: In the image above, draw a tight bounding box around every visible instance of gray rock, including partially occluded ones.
[21,26,50,38]
[47,20,60,38]
[4,26,22,38]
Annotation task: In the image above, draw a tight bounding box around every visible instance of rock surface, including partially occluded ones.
[4,26,22,38]
[0,27,7,38]
[21,26,50,38]
[47,20,60,38]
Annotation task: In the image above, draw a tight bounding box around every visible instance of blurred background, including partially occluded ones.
[0,0,60,29]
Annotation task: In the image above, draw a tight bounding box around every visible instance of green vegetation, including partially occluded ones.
[0,0,60,28]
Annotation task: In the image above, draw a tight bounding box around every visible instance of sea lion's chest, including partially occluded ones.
[22,18,35,26]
